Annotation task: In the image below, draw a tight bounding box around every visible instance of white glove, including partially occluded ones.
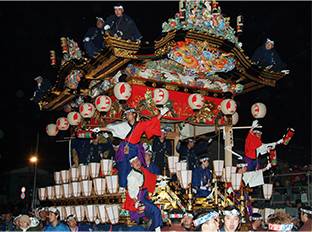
[277,139,283,144]
[119,187,126,193]
[251,120,259,129]
[92,127,101,133]
[160,107,169,116]
[192,188,197,194]
[200,186,208,190]
[104,25,111,31]
[281,70,290,74]
[264,163,272,171]
[103,132,109,138]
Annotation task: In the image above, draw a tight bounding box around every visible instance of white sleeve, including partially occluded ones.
[127,171,143,199]
[106,121,132,139]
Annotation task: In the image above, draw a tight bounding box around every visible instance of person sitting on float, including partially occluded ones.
[193,209,220,232]
[192,154,212,198]
[249,212,264,231]
[220,206,241,232]
[144,143,161,175]
[299,206,312,231]
[267,211,293,232]
[93,106,169,191]
[123,156,162,232]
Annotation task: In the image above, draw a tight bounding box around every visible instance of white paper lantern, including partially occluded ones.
[263,183,273,200]
[46,124,58,136]
[54,171,61,185]
[251,103,267,119]
[100,159,113,176]
[85,205,97,222]
[88,162,100,179]
[95,95,112,112]
[74,205,85,222]
[231,173,242,191]
[46,186,55,200]
[167,156,179,174]
[56,117,69,131]
[220,99,237,115]
[60,170,69,184]
[54,185,63,199]
[71,181,81,197]
[106,175,118,194]
[225,166,237,182]
[56,206,65,221]
[232,112,239,125]
[79,103,95,118]
[38,188,46,201]
[180,170,192,189]
[106,204,119,224]
[93,178,106,196]
[67,112,82,126]
[62,183,72,198]
[113,82,132,100]
[81,180,93,197]
[188,94,204,110]
[176,161,188,172]
[70,167,79,182]
[213,160,224,177]
[97,205,108,223]
[153,88,169,106]
[64,206,72,218]
[79,164,89,180]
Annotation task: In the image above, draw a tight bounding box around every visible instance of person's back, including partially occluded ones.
[44,222,69,231]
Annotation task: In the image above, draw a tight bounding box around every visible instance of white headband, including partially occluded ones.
[193,211,219,227]
[223,209,240,217]
[130,156,138,163]
[300,208,312,215]
[266,38,274,45]
[114,6,124,10]
[250,215,263,221]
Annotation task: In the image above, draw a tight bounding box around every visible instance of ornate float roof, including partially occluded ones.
[39,0,287,112]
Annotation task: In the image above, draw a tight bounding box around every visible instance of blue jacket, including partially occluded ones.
[192,166,212,197]
[146,162,161,175]
[44,222,70,231]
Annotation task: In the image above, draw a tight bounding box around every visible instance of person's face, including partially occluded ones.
[188,141,195,149]
[224,215,240,232]
[202,216,220,232]
[19,221,29,229]
[145,153,152,163]
[96,20,104,29]
[182,216,193,230]
[126,112,136,123]
[252,220,262,229]
[48,212,58,224]
[300,212,308,222]
[255,132,262,139]
[160,131,167,140]
[3,213,12,222]
[67,219,77,228]
[39,210,49,220]
[202,160,209,169]
[131,158,142,170]
[114,8,124,17]
[265,42,274,50]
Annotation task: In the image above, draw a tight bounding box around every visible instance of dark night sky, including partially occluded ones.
[0,1,310,173]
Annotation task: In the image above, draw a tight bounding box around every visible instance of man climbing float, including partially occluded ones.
[123,156,162,232]
[93,107,169,190]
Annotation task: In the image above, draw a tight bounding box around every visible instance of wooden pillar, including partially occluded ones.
[224,116,234,167]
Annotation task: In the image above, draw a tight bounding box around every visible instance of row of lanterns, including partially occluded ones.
[167,156,272,198]
[48,204,119,224]
[38,175,118,200]
[53,160,113,184]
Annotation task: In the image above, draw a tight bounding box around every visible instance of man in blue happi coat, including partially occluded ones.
[192,154,212,197]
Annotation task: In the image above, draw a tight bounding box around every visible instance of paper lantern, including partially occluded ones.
[113,82,132,100]
[70,167,79,182]
[153,88,169,106]
[71,181,81,197]
[46,186,55,200]
[106,204,119,224]
[97,205,108,223]
[56,206,65,221]
[60,170,69,184]
[213,160,224,177]
[46,124,58,136]
[221,99,237,115]
[64,206,72,218]
[225,166,237,182]
[231,173,242,191]
[232,112,239,125]
[106,175,118,194]
[79,103,95,118]
[188,94,204,110]
[85,205,97,222]
[88,162,100,179]
[79,164,89,180]
[54,171,61,185]
[56,117,69,131]
[251,103,267,119]
[176,161,187,172]
[81,180,92,197]
[179,170,192,189]
[167,156,179,174]
[100,159,113,176]
[74,205,85,222]
[54,185,63,199]
[263,183,273,200]
[62,183,72,198]
[95,95,112,112]
[38,188,46,201]
[93,178,106,196]
[67,112,82,126]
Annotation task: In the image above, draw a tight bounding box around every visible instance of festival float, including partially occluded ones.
[36,0,292,227]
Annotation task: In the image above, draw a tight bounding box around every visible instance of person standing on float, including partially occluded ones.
[95,107,169,190]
